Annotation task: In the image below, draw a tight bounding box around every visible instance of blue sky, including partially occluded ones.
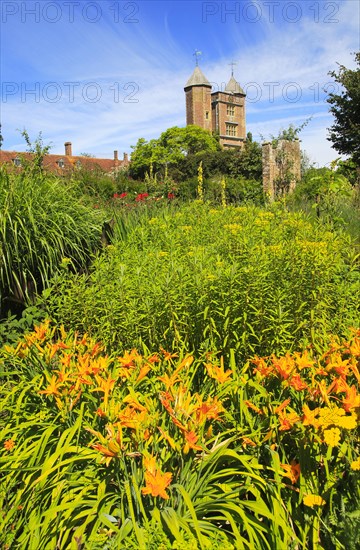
[1,0,359,165]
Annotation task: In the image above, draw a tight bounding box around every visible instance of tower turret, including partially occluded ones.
[184,65,212,131]
[211,67,246,149]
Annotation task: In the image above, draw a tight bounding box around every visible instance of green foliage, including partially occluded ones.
[40,203,359,360]
[18,130,53,174]
[1,323,358,549]
[130,127,221,179]
[168,136,262,183]
[289,166,356,226]
[0,164,104,315]
[336,157,360,186]
[327,52,360,164]
[71,166,117,200]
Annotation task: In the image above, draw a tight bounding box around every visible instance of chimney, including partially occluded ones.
[64,142,72,156]
[123,152,129,163]
[114,150,118,161]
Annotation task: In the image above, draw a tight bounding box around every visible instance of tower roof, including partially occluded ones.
[184,66,212,89]
[225,75,245,95]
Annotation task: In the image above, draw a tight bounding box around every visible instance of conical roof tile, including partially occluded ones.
[184,66,212,88]
[225,75,245,95]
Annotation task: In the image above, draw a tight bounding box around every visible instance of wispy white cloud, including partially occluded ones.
[1,0,358,165]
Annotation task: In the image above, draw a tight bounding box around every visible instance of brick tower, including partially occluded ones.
[211,74,246,149]
[184,64,246,150]
[184,66,213,132]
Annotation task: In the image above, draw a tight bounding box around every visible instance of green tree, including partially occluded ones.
[20,130,52,174]
[327,52,360,165]
[129,126,220,179]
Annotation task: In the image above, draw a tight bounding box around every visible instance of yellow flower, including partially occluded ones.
[337,414,357,430]
[350,458,360,471]
[323,427,341,447]
[318,406,345,429]
[303,494,326,507]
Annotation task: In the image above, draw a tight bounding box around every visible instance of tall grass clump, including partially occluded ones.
[41,202,360,360]
[0,165,104,314]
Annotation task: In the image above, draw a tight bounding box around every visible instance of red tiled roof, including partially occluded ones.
[0,151,129,174]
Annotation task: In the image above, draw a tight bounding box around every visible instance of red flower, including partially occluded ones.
[120,192,127,198]
[167,192,175,199]
[135,193,149,202]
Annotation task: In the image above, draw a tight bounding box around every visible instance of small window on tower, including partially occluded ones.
[205,111,209,119]
[226,124,237,137]
[12,157,22,167]
[227,105,235,117]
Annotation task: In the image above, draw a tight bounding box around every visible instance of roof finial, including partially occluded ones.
[193,50,202,66]
[229,60,237,77]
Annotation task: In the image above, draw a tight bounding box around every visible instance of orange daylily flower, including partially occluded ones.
[142,470,173,499]
[118,349,141,368]
[89,342,103,357]
[313,379,331,404]
[47,341,70,360]
[287,374,308,391]
[272,353,295,380]
[147,354,160,364]
[122,395,147,411]
[195,395,224,424]
[252,356,273,377]
[293,350,315,370]
[350,362,360,384]
[39,375,62,396]
[88,423,123,465]
[143,454,157,474]
[205,356,232,384]
[34,320,51,339]
[342,385,360,412]
[302,404,320,429]
[160,348,178,361]
[172,385,197,419]
[244,400,263,415]
[278,411,300,431]
[158,371,182,389]
[136,364,151,383]
[93,373,117,410]
[142,457,172,499]
[91,443,118,458]
[177,355,194,370]
[327,377,349,395]
[281,460,301,484]
[326,353,350,377]
[274,398,291,414]
[347,337,360,357]
[242,437,256,448]
[118,406,148,430]
[183,430,202,454]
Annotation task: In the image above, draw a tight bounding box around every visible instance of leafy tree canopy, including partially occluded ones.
[129,126,220,178]
[327,52,360,165]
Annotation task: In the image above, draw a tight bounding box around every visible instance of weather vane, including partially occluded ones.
[229,60,237,76]
[193,50,202,66]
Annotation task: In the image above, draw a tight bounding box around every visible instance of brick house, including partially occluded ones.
[0,141,129,174]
